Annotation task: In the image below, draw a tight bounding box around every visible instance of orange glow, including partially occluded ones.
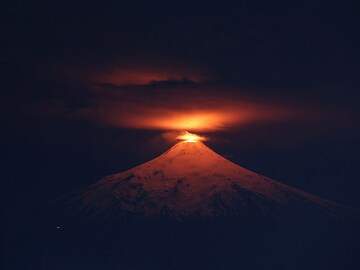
[75,81,307,132]
[79,101,297,131]
[176,131,206,142]
[139,112,228,131]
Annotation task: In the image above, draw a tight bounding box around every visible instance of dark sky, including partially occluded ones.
[1,0,360,215]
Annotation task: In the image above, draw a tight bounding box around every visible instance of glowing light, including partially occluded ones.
[121,112,228,131]
[176,131,206,142]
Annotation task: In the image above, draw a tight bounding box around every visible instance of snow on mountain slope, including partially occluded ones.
[66,141,354,220]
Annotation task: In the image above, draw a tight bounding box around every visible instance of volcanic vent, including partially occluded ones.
[63,140,354,221]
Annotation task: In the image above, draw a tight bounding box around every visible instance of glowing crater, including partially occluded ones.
[176,131,206,142]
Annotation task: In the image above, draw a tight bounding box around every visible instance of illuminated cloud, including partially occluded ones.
[39,62,352,135]
[74,83,306,132]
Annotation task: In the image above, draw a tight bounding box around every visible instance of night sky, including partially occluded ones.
[2,0,360,226]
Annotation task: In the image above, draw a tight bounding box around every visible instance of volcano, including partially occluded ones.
[65,141,354,222]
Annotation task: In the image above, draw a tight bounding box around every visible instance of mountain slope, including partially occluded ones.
[65,141,355,221]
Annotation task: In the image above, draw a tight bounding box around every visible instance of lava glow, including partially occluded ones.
[176,131,206,142]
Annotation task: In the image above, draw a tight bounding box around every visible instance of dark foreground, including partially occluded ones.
[4,207,360,270]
